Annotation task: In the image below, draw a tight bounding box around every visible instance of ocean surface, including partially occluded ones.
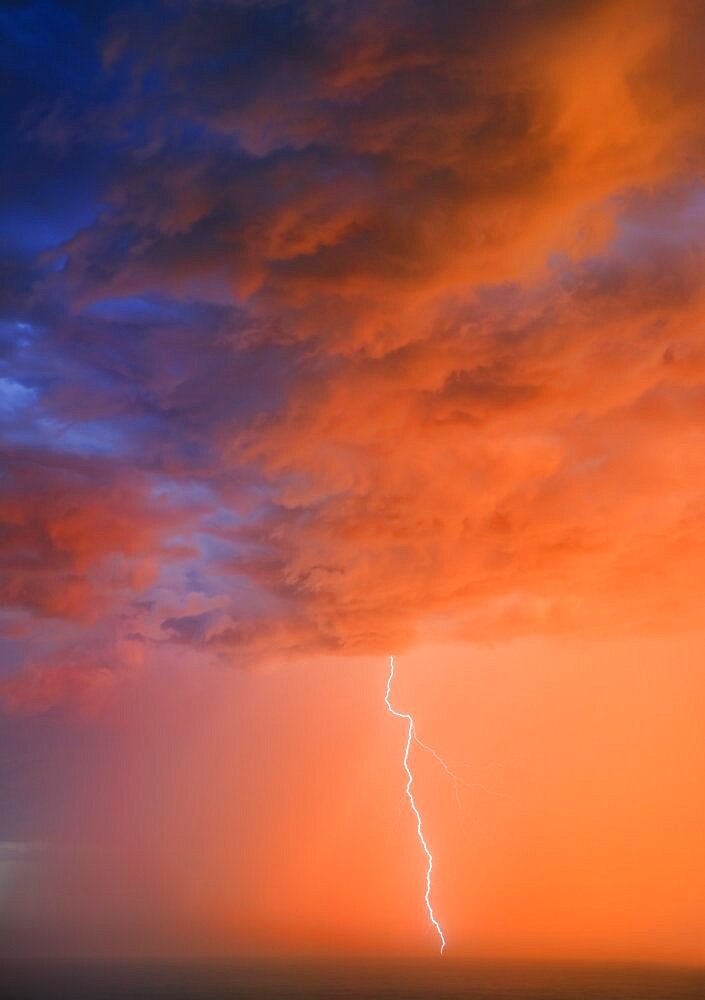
[1,960,703,1000]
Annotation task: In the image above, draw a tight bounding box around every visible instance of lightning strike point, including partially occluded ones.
[384,654,447,955]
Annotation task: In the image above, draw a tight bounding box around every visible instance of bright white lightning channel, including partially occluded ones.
[384,654,447,955]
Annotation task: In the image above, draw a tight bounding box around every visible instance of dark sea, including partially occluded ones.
[1,960,703,1000]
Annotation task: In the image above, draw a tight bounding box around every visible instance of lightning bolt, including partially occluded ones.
[384,654,447,955]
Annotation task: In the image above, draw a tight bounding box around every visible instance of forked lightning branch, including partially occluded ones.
[384,655,447,955]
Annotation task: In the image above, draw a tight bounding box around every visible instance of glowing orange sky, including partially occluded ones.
[1,0,704,966]
[5,638,700,962]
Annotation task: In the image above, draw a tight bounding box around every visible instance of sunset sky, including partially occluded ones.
[1,0,704,965]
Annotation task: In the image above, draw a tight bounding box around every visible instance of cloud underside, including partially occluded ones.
[4,0,705,710]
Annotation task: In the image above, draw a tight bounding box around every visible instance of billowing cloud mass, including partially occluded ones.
[4,0,705,710]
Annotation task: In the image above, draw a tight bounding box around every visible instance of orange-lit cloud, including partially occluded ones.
[3,0,705,684]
